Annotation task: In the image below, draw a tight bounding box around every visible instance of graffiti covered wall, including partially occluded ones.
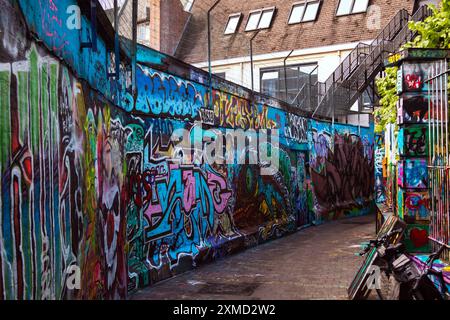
[309,120,375,221]
[0,38,129,300]
[126,64,314,290]
[0,0,375,299]
[375,134,386,204]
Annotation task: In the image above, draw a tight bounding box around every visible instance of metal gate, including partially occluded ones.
[427,59,450,261]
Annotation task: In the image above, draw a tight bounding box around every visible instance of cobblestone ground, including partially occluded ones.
[131,213,376,300]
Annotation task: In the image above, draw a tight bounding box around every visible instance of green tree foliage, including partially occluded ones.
[406,0,450,49]
[374,0,450,133]
[374,67,398,133]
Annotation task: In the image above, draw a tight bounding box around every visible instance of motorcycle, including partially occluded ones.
[348,216,450,300]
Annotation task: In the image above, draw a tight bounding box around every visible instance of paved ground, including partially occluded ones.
[131,214,376,300]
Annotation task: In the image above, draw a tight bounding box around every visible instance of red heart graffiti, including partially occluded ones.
[410,228,428,248]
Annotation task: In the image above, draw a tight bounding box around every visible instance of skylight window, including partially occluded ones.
[336,0,369,16]
[352,0,370,13]
[246,12,261,31]
[288,4,305,24]
[224,14,242,34]
[288,1,321,24]
[245,7,276,31]
[180,0,195,12]
[259,9,275,29]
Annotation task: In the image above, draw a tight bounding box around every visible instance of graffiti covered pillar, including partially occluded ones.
[387,49,450,253]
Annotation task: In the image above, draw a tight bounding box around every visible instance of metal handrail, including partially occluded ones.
[311,6,432,118]
[290,83,307,106]
[323,9,409,89]
[311,9,411,117]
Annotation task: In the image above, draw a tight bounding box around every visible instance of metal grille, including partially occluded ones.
[98,0,150,105]
[99,0,150,49]
[427,60,450,261]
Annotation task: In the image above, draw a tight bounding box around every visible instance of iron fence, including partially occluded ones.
[427,60,450,261]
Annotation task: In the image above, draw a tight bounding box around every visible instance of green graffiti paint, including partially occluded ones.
[50,64,58,146]
[0,70,11,169]
[29,46,43,299]
[18,71,29,144]
[29,48,40,154]
[40,62,49,149]
[0,68,12,300]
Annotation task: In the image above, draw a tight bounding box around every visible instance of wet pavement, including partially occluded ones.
[131,214,376,300]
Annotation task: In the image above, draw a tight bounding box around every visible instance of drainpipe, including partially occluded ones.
[284,50,294,101]
[240,62,244,86]
[358,96,362,135]
[80,0,97,52]
[250,30,260,93]
[132,0,137,110]
[114,0,120,105]
[207,0,221,108]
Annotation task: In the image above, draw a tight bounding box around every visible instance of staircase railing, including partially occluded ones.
[309,6,432,119]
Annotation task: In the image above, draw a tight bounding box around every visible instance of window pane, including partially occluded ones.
[258,9,275,29]
[261,78,279,96]
[261,70,279,97]
[337,0,353,16]
[289,4,305,24]
[214,72,226,79]
[300,64,317,74]
[261,64,317,102]
[246,12,261,31]
[303,2,320,22]
[225,15,240,34]
[352,0,369,13]
[362,89,372,106]
[262,71,279,80]
[137,24,150,43]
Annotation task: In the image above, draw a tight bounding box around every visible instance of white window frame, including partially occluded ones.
[336,0,370,16]
[137,23,150,43]
[245,7,276,32]
[224,13,242,35]
[288,0,321,24]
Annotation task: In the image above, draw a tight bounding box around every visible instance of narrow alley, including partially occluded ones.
[131,214,375,300]
[2,0,450,306]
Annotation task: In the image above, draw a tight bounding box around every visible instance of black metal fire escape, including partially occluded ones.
[307,6,433,120]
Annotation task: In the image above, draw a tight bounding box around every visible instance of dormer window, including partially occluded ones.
[180,0,195,12]
[288,1,321,24]
[336,0,369,16]
[224,14,242,34]
[245,7,276,31]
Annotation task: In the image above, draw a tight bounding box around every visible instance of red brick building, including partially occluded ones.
[170,0,438,124]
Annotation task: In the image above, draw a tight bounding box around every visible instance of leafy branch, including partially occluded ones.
[374,67,398,133]
[375,0,450,133]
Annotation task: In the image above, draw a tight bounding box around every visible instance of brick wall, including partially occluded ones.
[150,0,191,55]
[176,0,417,63]
[150,0,161,50]
[160,0,191,55]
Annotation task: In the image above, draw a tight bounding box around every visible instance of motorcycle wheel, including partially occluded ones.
[366,272,400,300]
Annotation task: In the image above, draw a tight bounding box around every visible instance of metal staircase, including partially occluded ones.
[305,6,433,119]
